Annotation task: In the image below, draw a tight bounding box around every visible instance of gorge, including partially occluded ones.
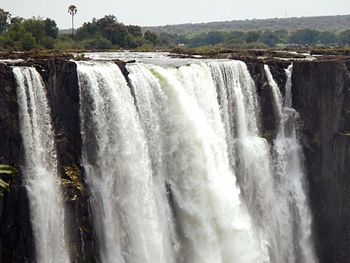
[0,53,349,263]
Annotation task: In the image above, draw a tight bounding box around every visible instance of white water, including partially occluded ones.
[265,64,317,263]
[77,62,170,263]
[13,67,70,263]
[74,58,317,263]
[127,62,268,263]
[210,61,290,262]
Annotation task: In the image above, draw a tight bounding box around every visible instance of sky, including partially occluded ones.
[1,0,349,29]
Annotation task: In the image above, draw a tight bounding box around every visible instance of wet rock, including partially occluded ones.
[1,54,350,263]
[0,64,34,262]
[246,60,290,139]
[36,59,97,263]
[293,59,350,263]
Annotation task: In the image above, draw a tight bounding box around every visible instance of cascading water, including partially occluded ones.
[13,67,70,263]
[265,64,317,263]
[126,63,180,263]
[210,61,291,262]
[127,62,268,263]
[73,58,317,263]
[77,61,172,263]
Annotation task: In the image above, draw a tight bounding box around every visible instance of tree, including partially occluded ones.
[102,22,129,46]
[144,30,159,45]
[245,31,260,43]
[10,16,24,25]
[23,18,45,43]
[289,29,319,46]
[158,33,173,46]
[20,32,36,50]
[76,15,143,48]
[274,30,289,44]
[224,31,246,46]
[44,18,59,39]
[0,8,10,34]
[68,5,77,36]
[83,36,113,50]
[317,31,337,45]
[126,25,142,37]
[259,30,279,47]
[75,15,162,49]
[339,30,350,45]
[96,15,117,30]
[76,20,98,39]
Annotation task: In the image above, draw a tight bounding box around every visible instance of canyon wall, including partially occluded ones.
[293,60,350,263]
[0,57,349,262]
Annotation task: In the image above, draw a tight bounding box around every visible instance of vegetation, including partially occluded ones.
[310,47,350,56]
[158,29,350,48]
[0,7,349,52]
[0,8,10,34]
[143,14,350,35]
[0,7,159,51]
[75,15,158,49]
[62,164,85,201]
[0,165,17,197]
[68,5,77,36]
[168,46,233,58]
[0,16,59,51]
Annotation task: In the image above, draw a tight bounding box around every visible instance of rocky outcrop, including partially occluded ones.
[246,60,289,139]
[293,59,350,263]
[247,57,350,263]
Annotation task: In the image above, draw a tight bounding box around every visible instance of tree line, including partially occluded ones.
[0,7,349,51]
[144,15,350,35]
[0,8,158,51]
[158,29,350,48]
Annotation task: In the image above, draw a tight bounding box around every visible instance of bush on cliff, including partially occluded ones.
[0,165,17,198]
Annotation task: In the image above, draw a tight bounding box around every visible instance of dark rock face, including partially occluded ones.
[246,60,288,139]
[1,56,350,263]
[0,64,34,262]
[35,59,97,262]
[0,59,97,262]
[293,60,350,263]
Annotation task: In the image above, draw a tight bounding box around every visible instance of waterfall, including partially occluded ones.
[128,64,267,262]
[126,63,180,263]
[77,61,169,263]
[13,67,70,263]
[210,61,291,262]
[265,64,317,263]
[73,58,318,263]
[127,62,268,263]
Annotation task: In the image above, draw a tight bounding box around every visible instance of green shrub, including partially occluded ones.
[82,36,113,50]
[20,32,36,51]
[134,43,156,52]
[40,36,55,49]
[54,37,83,50]
[0,165,17,197]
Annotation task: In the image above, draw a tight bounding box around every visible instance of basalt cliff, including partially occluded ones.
[0,54,349,263]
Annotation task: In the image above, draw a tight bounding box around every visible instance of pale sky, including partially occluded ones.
[1,0,349,29]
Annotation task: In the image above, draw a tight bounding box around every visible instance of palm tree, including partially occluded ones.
[68,4,77,36]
